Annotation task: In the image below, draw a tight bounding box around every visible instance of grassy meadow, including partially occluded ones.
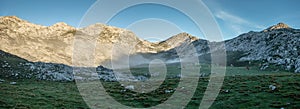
[1,64,300,109]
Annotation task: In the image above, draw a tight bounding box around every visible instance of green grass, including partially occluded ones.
[0,79,88,109]
[210,74,300,109]
[1,65,300,109]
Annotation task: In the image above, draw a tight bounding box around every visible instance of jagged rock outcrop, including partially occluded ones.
[0,50,150,81]
[0,49,74,81]
[224,23,300,72]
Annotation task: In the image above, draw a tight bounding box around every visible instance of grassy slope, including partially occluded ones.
[1,65,300,109]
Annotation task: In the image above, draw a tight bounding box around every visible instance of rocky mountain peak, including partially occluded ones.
[264,22,291,32]
[166,32,198,42]
[79,23,105,36]
[155,32,199,51]
[48,22,75,31]
[0,16,25,24]
[0,16,45,31]
[162,32,198,44]
[51,22,69,27]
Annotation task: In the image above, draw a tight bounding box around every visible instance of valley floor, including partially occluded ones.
[1,67,300,109]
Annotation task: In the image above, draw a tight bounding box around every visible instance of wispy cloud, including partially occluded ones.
[215,11,265,34]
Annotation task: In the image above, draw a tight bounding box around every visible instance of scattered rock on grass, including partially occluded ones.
[125,85,135,90]
[165,90,173,93]
[10,82,17,85]
[269,85,276,91]
[225,89,229,93]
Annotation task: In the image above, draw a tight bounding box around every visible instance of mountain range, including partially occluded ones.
[1,16,300,75]
[0,16,197,67]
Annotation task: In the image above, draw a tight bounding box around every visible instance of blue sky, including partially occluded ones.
[1,0,300,40]
[204,0,300,38]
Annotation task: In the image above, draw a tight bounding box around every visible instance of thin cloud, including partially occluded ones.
[215,11,265,34]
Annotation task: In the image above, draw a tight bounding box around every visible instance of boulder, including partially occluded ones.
[295,59,300,73]
[286,65,292,71]
[260,63,269,70]
[295,68,300,73]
